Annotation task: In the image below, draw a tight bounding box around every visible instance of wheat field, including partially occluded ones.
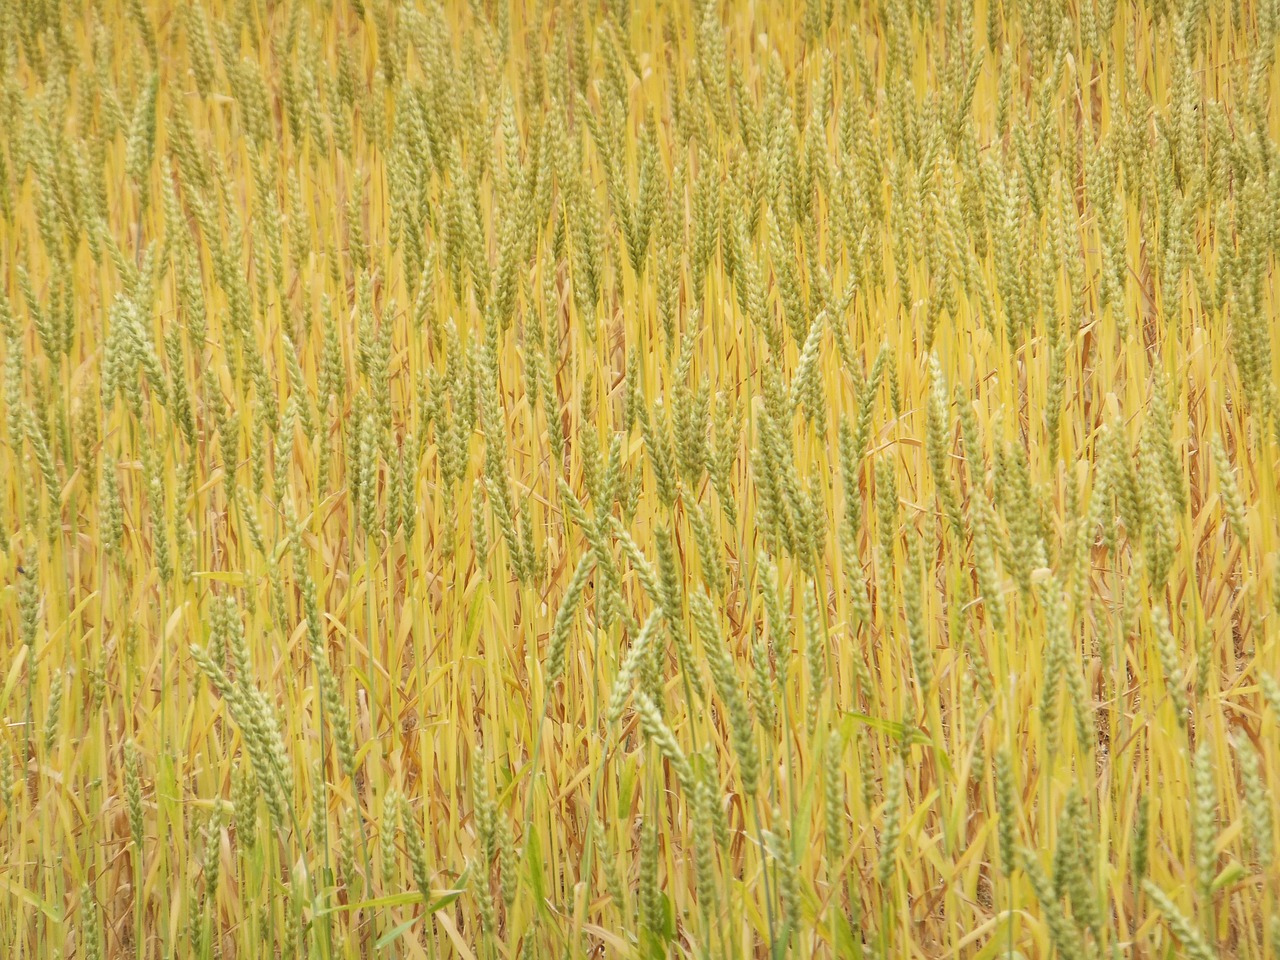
[1,0,1279,957]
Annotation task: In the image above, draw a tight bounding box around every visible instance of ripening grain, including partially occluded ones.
[1,0,1279,958]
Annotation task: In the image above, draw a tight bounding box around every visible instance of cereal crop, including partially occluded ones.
[2,0,1280,957]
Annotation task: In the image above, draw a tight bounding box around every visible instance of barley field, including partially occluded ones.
[1,0,1279,956]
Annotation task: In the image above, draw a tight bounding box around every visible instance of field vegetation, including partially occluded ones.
[2,0,1280,957]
